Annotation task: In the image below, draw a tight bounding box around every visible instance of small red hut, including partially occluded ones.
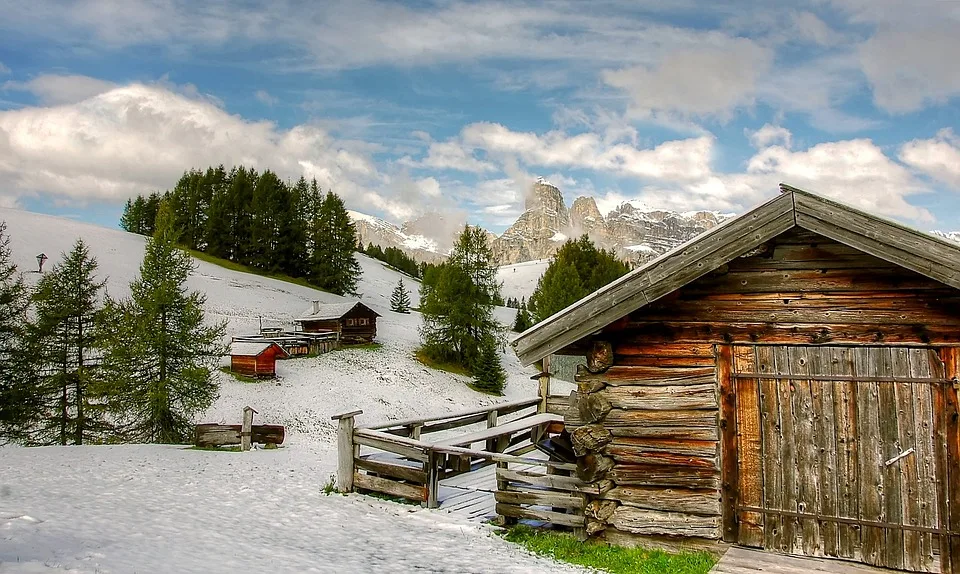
[229,341,289,378]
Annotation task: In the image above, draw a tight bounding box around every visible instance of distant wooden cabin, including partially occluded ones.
[230,341,289,378]
[297,301,380,345]
[512,184,960,572]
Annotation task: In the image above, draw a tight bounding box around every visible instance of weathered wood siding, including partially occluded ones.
[565,228,960,553]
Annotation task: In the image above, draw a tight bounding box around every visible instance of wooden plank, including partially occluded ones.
[354,472,427,502]
[878,350,904,570]
[813,347,839,558]
[832,347,859,560]
[494,490,585,509]
[365,397,541,431]
[608,464,721,490]
[355,457,427,484]
[856,348,884,567]
[734,345,763,548]
[909,349,937,572]
[774,345,800,555]
[617,356,716,368]
[608,486,721,516]
[604,438,718,459]
[337,414,357,492]
[614,343,716,358]
[605,383,718,411]
[790,346,821,557]
[496,468,593,494]
[756,344,784,552]
[710,546,911,574]
[603,409,718,429]
[611,506,722,539]
[579,365,717,386]
[432,413,561,447]
[353,432,429,462]
[495,503,585,528]
[893,348,923,571]
[939,347,960,571]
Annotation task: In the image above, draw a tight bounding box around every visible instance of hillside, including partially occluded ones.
[0,208,572,573]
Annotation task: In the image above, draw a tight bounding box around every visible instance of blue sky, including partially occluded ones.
[0,0,958,234]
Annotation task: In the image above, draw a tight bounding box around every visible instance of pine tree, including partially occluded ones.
[0,222,33,443]
[419,226,502,371]
[390,278,411,313]
[472,336,506,394]
[28,239,107,445]
[529,235,629,323]
[513,299,533,332]
[309,191,362,295]
[98,203,226,444]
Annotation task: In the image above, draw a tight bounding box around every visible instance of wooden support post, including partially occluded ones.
[426,450,441,509]
[411,423,423,441]
[939,348,960,572]
[331,409,362,493]
[241,406,257,451]
[538,355,551,413]
[486,410,498,451]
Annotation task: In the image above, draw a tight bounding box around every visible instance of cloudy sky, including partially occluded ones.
[0,0,959,233]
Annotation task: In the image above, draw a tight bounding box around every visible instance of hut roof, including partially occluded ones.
[512,183,960,365]
[230,341,289,358]
[298,300,381,321]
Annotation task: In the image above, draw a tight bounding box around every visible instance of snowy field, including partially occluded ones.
[496,259,549,302]
[0,209,575,573]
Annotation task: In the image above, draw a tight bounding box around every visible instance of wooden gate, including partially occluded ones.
[722,345,960,573]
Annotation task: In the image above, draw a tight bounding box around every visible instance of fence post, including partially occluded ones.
[331,409,363,493]
[426,450,441,509]
[538,355,551,413]
[241,406,257,451]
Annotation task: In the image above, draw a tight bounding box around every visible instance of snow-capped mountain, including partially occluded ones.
[348,210,446,262]
[933,230,960,244]
[490,179,728,266]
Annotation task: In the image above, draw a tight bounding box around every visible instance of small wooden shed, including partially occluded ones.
[512,184,960,573]
[230,341,289,378]
[297,300,380,345]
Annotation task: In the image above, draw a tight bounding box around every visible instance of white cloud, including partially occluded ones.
[790,11,842,46]
[859,25,960,113]
[900,129,960,189]
[0,82,406,216]
[748,124,792,149]
[2,74,116,105]
[601,39,773,120]
[403,141,497,173]
[458,122,714,181]
[254,89,278,106]
[0,62,10,75]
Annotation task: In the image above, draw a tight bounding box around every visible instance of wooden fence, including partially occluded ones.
[332,397,587,529]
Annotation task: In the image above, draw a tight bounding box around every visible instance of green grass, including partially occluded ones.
[343,342,383,351]
[414,348,472,377]
[185,248,326,292]
[219,366,261,383]
[501,525,715,574]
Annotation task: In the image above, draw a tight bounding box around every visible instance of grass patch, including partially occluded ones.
[188,445,241,452]
[414,348,472,377]
[466,382,504,396]
[219,366,261,383]
[343,342,383,351]
[501,525,715,574]
[185,248,326,293]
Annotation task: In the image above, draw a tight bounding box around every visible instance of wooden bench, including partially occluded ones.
[431,412,562,448]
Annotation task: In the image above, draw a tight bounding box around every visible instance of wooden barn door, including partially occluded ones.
[723,344,960,573]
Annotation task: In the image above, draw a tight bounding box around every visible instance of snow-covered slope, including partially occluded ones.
[497,259,549,302]
[933,230,960,244]
[0,208,566,573]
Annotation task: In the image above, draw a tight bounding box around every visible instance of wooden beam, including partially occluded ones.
[717,345,738,544]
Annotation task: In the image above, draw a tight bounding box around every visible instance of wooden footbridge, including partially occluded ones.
[332,380,593,531]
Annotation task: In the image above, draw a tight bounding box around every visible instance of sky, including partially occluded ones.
[0,0,958,234]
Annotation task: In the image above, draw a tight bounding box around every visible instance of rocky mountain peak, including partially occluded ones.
[570,196,603,233]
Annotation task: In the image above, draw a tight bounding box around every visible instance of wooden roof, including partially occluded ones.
[512,184,960,365]
[298,301,381,321]
[230,341,289,358]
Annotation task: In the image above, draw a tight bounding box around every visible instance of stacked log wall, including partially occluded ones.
[564,229,960,550]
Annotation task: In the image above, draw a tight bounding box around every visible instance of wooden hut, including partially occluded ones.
[229,341,289,378]
[297,301,380,345]
[512,184,960,573]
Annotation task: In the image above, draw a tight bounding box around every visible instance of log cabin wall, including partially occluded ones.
[566,228,960,551]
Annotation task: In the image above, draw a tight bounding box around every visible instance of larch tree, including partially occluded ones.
[0,221,33,443]
[98,203,226,444]
[419,225,503,371]
[28,239,107,445]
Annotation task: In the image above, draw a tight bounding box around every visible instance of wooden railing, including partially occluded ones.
[495,458,588,533]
